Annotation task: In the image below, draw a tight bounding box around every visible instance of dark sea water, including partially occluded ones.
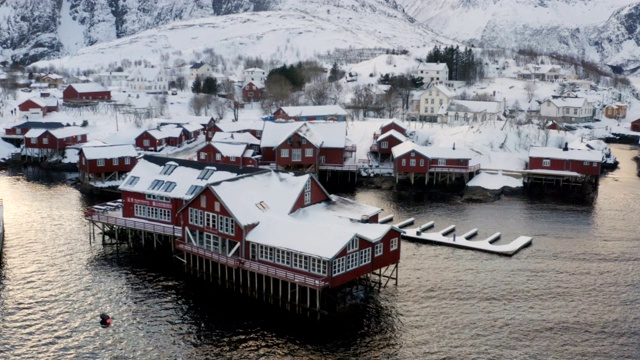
[0,145,639,359]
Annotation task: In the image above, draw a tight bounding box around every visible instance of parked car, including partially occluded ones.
[20,88,32,93]
[170,88,178,95]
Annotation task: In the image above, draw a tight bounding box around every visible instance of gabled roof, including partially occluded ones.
[66,83,109,93]
[22,96,59,108]
[243,80,265,89]
[24,126,87,139]
[211,142,248,157]
[529,147,602,162]
[42,73,63,80]
[119,155,265,199]
[80,144,137,160]
[5,121,65,130]
[190,62,209,69]
[261,121,347,148]
[159,125,186,138]
[431,83,457,98]
[416,62,448,72]
[215,120,264,133]
[546,97,588,108]
[447,100,501,113]
[128,68,164,81]
[212,131,260,146]
[380,118,407,131]
[278,105,348,117]
[391,141,473,160]
[377,129,407,143]
[243,68,265,73]
[179,122,203,132]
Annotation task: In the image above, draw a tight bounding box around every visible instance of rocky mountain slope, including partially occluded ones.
[397,0,640,71]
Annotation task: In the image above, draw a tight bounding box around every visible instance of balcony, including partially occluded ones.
[428,163,481,173]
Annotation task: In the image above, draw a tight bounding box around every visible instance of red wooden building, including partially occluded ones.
[23,127,88,160]
[631,119,640,132]
[158,121,204,143]
[135,129,168,152]
[63,83,111,101]
[374,119,407,139]
[18,96,59,116]
[78,144,138,184]
[3,121,65,138]
[392,141,478,185]
[210,120,264,141]
[371,130,407,159]
[260,121,355,172]
[196,141,258,167]
[242,81,264,102]
[528,146,602,176]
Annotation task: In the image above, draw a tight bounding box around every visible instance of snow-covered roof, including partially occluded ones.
[244,79,265,89]
[261,121,347,148]
[128,68,164,81]
[546,97,588,108]
[391,141,473,159]
[190,62,209,69]
[67,83,109,93]
[119,156,264,200]
[159,125,185,138]
[144,129,169,140]
[42,73,63,80]
[211,142,248,157]
[380,118,407,131]
[279,105,348,117]
[211,131,260,146]
[243,68,265,73]
[23,96,58,108]
[304,194,382,220]
[432,83,457,98]
[180,122,203,132]
[24,126,88,139]
[4,121,64,130]
[216,120,264,132]
[448,100,501,114]
[416,62,448,72]
[377,129,407,143]
[81,144,137,160]
[529,147,602,162]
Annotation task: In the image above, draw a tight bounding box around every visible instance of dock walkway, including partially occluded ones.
[400,221,532,256]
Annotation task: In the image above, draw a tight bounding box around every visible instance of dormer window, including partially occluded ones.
[125,176,140,186]
[198,167,216,180]
[148,179,165,191]
[186,185,203,196]
[161,181,176,193]
[160,163,177,175]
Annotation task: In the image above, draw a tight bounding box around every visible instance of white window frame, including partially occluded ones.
[112,158,119,166]
[375,243,383,257]
[200,152,207,160]
[124,157,131,165]
[215,153,222,161]
[410,159,416,166]
[292,149,302,162]
[347,237,358,252]
[305,148,313,157]
[333,257,346,275]
[280,148,289,158]
[401,159,406,166]
[438,159,446,166]
[391,237,399,251]
[143,139,150,147]
[420,159,424,167]
[189,208,203,226]
[42,137,49,145]
[304,191,311,205]
[359,248,371,265]
[97,159,105,167]
[381,141,388,149]
[542,159,551,167]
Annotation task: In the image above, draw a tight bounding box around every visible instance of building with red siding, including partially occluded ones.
[63,83,111,102]
[23,127,88,159]
[631,119,640,132]
[135,129,169,152]
[527,146,602,177]
[210,120,264,141]
[260,121,355,172]
[196,141,259,167]
[374,118,407,139]
[242,81,264,102]
[78,144,138,184]
[18,96,59,117]
[371,130,406,159]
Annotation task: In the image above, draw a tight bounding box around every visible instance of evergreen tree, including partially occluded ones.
[191,76,202,94]
[202,76,218,94]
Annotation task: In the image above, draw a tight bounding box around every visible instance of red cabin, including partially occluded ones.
[78,144,138,184]
[631,119,640,132]
[372,130,406,155]
[242,81,264,102]
[63,83,111,101]
[197,142,258,167]
[392,141,430,174]
[528,146,602,176]
[24,127,88,149]
[18,97,59,116]
[375,119,407,139]
[210,120,264,141]
[4,121,65,137]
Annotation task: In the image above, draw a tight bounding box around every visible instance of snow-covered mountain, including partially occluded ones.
[32,0,447,72]
[397,0,640,71]
[0,0,423,64]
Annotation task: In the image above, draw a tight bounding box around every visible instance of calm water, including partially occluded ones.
[0,145,639,359]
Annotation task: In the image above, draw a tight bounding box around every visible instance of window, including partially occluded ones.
[125,176,140,186]
[43,137,49,145]
[438,159,446,166]
[229,156,236,162]
[143,139,150,146]
[200,195,206,208]
[304,191,311,205]
[134,204,171,222]
[219,215,235,235]
[360,248,371,265]
[30,138,36,144]
[319,156,326,164]
[302,138,307,145]
[410,159,416,166]
[214,201,220,212]
[112,158,119,166]
[391,238,399,251]
[292,149,302,162]
[310,258,327,275]
[420,159,425,167]
[583,161,590,166]
[593,162,598,167]
[189,208,203,226]
[198,168,215,180]
[186,185,203,196]
[381,141,388,149]
[200,152,207,160]
[148,179,165,191]
[161,181,176,193]
[411,152,415,157]
[305,179,311,192]
[401,159,406,166]
[97,159,105,167]
[280,148,289,158]
[333,257,346,275]
[542,159,551,167]
[305,148,313,157]
[346,252,359,270]
[124,157,131,166]
[347,237,358,252]
[574,109,578,115]
[375,243,383,257]
[250,243,257,259]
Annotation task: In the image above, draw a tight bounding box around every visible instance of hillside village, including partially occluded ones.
[0,48,637,197]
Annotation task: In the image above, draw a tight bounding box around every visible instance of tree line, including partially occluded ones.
[425,45,484,84]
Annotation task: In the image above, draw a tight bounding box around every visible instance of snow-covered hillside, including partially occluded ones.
[33,5,445,72]
[397,0,640,71]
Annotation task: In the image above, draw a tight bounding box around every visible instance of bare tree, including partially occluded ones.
[525,81,537,102]
[471,92,496,101]
[214,98,227,119]
[305,79,331,105]
[189,95,207,116]
[228,100,240,122]
[328,81,344,105]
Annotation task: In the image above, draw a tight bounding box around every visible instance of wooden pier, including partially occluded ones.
[401,221,532,256]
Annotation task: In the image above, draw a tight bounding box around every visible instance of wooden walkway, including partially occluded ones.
[396,220,532,256]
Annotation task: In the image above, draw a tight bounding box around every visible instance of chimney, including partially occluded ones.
[563,142,568,151]
[452,142,456,150]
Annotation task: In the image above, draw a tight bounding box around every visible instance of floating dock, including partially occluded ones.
[402,222,532,256]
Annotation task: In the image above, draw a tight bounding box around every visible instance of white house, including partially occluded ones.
[444,100,504,124]
[242,68,267,84]
[516,64,577,81]
[93,71,130,87]
[128,68,169,94]
[414,63,448,85]
[190,62,215,80]
[539,97,594,123]
[411,84,458,122]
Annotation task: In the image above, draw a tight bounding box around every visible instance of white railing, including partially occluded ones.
[86,211,181,236]
[319,164,358,171]
[176,241,329,288]
[429,163,481,173]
